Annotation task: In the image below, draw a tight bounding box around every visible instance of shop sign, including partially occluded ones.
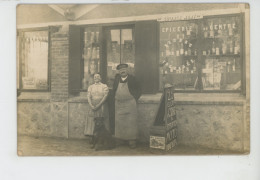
[150,136,165,150]
[157,14,203,22]
[149,85,177,151]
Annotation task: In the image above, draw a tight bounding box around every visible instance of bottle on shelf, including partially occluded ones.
[96,32,99,43]
[227,61,231,73]
[87,47,92,59]
[184,40,188,56]
[90,32,95,43]
[176,42,180,57]
[186,29,191,38]
[222,41,227,55]
[234,40,240,55]
[181,33,185,41]
[84,31,88,45]
[204,27,208,38]
[171,40,175,56]
[180,43,184,56]
[188,47,192,56]
[212,41,216,55]
[96,47,100,59]
[232,59,236,72]
[92,47,97,59]
[164,43,170,57]
[229,40,234,54]
[194,49,197,56]
[216,43,220,55]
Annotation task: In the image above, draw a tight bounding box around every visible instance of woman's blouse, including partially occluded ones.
[87,82,109,101]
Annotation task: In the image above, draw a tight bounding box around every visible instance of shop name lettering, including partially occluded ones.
[158,15,202,22]
[161,23,236,33]
[208,23,236,30]
[162,26,193,33]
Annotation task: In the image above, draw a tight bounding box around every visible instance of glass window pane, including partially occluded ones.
[201,16,241,90]
[121,29,135,75]
[82,27,100,90]
[106,29,120,88]
[21,31,48,90]
[159,21,199,90]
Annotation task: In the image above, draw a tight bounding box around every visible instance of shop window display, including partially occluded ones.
[201,16,241,90]
[160,20,199,90]
[19,31,49,90]
[159,14,242,92]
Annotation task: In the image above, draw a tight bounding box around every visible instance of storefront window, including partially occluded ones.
[201,16,241,90]
[159,14,242,92]
[19,30,49,90]
[106,27,135,88]
[160,21,199,90]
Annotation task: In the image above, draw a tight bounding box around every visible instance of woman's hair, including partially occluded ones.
[94,73,101,78]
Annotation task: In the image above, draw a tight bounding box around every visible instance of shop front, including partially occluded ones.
[17,4,250,152]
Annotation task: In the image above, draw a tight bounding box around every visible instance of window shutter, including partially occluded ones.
[69,25,82,95]
[135,21,159,94]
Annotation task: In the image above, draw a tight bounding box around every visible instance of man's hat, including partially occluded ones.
[116,63,128,70]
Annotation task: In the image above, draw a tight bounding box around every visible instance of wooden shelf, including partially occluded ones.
[203,54,240,58]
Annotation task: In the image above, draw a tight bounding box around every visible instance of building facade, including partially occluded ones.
[17,4,250,152]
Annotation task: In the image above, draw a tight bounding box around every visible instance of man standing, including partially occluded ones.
[112,64,141,148]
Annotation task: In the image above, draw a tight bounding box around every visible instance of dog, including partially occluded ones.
[91,117,115,151]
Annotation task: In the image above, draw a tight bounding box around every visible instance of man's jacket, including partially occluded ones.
[111,74,142,101]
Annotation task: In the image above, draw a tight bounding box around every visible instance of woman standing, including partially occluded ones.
[84,73,109,138]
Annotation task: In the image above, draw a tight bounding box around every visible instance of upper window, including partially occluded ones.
[159,14,243,92]
[18,30,49,90]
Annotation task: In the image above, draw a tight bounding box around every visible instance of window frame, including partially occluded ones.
[17,27,51,92]
[77,23,135,92]
[159,13,245,94]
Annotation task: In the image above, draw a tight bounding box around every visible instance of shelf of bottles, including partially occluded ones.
[201,16,241,90]
[81,27,101,90]
[160,21,199,90]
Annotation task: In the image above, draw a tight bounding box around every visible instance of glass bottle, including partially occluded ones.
[171,40,175,56]
[212,41,216,55]
[96,47,100,59]
[209,22,214,38]
[96,32,99,43]
[180,43,184,55]
[222,41,227,55]
[84,31,88,44]
[188,43,192,56]
[184,40,188,56]
[229,40,234,54]
[216,42,220,55]
[232,59,236,72]
[228,26,233,36]
[234,40,240,54]
[204,26,208,38]
[176,42,180,57]
[90,32,95,43]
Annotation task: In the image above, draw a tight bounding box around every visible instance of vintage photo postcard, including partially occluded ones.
[17,3,250,156]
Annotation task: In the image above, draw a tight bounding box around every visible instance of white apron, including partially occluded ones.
[115,82,138,140]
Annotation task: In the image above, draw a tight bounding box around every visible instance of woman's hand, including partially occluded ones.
[89,103,96,110]
[93,103,102,111]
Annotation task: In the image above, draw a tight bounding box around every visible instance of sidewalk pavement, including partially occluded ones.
[17,135,243,156]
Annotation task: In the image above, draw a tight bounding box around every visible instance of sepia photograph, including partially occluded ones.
[16,3,250,156]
